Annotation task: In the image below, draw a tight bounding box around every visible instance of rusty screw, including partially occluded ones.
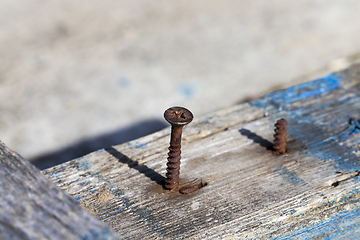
[273,118,287,155]
[164,106,193,190]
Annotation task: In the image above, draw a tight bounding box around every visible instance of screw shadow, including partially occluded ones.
[31,119,167,170]
[239,128,274,150]
[105,146,165,186]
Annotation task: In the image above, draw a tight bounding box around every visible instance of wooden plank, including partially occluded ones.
[0,140,120,240]
[42,64,360,239]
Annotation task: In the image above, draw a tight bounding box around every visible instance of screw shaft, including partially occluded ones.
[164,126,183,189]
[273,118,287,154]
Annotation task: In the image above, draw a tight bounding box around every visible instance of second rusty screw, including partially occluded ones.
[164,106,193,190]
[273,118,287,155]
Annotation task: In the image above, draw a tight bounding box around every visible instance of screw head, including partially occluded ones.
[275,118,287,128]
[164,107,193,126]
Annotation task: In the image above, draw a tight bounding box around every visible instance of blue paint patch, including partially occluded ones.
[339,118,360,138]
[84,173,164,235]
[78,158,91,171]
[179,83,197,100]
[135,142,147,148]
[108,186,125,196]
[105,185,164,233]
[98,209,123,220]
[313,142,359,172]
[251,74,341,109]
[272,207,360,239]
[289,113,360,174]
[51,171,63,176]
[275,167,305,185]
[81,227,117,240]
[75,196,81,200]
[90,173,100,178]
[289,209,296,215]
[290,124,360,173]
[337,189,360,203]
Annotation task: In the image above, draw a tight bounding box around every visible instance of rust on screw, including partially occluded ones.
[164,106,193,190]
[273,118,287,155]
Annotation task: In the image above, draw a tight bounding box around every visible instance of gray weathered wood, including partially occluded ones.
[42,64,360,239]
[0,140,120,240]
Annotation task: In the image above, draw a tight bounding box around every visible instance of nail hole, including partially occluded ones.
[331,182,340,187]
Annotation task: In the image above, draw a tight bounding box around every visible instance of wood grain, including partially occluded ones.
[0,140,120,240]
[43,64,360,239]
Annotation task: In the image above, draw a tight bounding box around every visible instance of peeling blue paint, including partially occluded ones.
[135,142,147,148]
[256,189,360,239]
[288,121,360,173]
[289,209,296,215]
[90,173,100,178]
[108,186,125,196]
[85,175,165,235]
[78,158,91,171]
[337,189,360,203]
[51,170,63,176]
[272,207,360,240]
[98,209,123,220]
[275,166,305,185]
[251,74,341,109]
[81,227,119,240]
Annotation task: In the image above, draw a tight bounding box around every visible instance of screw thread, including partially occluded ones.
[273,118,287,154]
[164,145,181,189]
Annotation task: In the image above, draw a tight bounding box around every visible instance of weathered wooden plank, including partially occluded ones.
[0,140,120,240]
[42,64,360,239]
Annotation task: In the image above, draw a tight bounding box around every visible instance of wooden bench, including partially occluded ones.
[3,63,360,239]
